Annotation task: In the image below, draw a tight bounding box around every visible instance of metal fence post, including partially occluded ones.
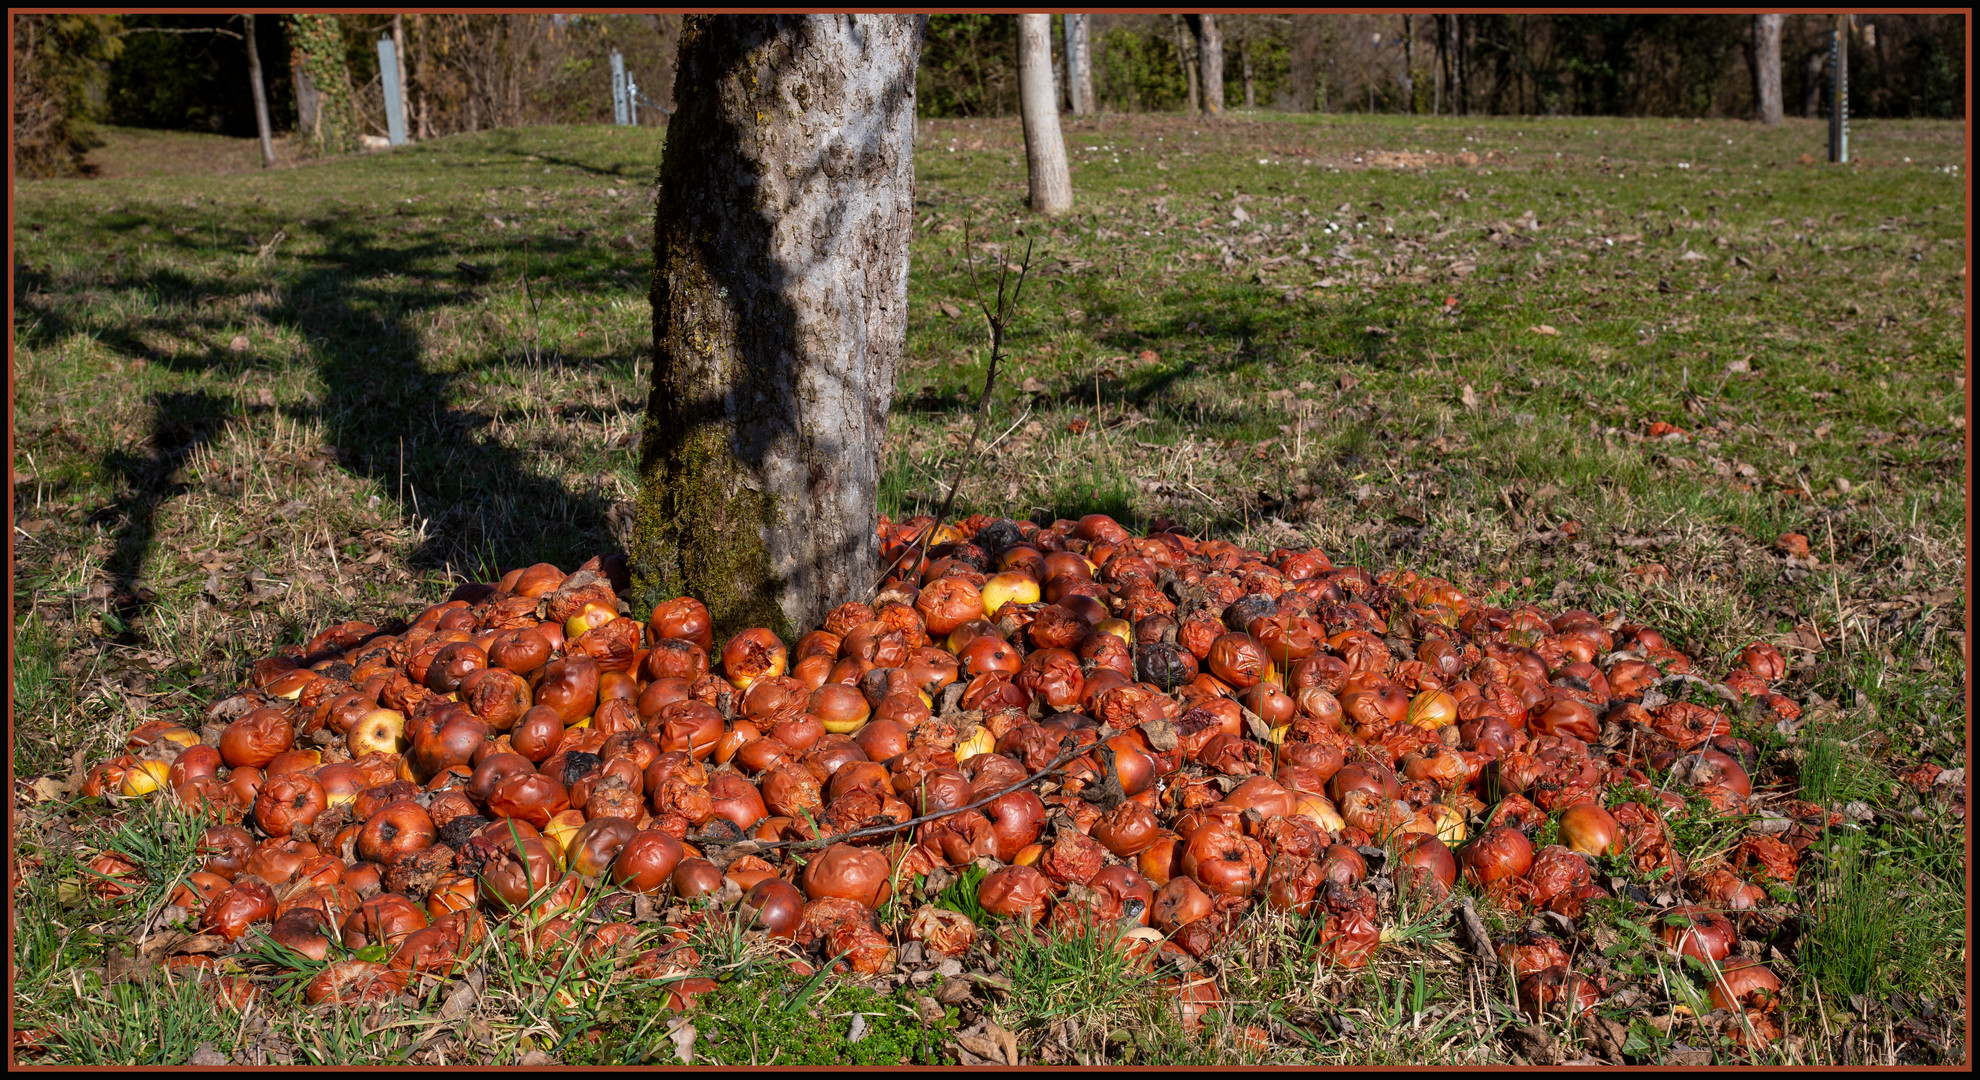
[610,49,630,126]
[376,36,407,146]
[1829,16,1849,163]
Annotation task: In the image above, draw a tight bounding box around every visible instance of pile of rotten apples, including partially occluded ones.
[76,512,1819,1049]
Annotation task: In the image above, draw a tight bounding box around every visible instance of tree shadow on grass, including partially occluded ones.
[20,203,650,641]
[88,390,236,637]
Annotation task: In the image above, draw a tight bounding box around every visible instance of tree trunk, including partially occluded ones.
[1455,15,1469,115]
[1241,32,1255,109]
[1194,14,1224,114]
[1175,17,1199,114]
[1803,42,1827,118]
[1752,15,1785,124]
[1074,15,1094,117]
[632,14,922,641]
[1018,14,1073,215]
[1401,14,1416,114]
[287,15,357,155]
[293,63,320,140]
[1433,14,1446,115]
[1062,14,1081,114]
[1288,16,1319,112]
[414,15,431,139]
[392,14,412,140]
[245,14,276,166]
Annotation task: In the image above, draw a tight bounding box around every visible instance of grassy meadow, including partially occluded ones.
[10,112,1967,1065]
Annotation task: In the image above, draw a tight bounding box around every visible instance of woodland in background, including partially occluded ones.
[11,13,1968,178]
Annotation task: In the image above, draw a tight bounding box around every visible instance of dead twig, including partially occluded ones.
[520,237,544,367]
[871,220,1033,595]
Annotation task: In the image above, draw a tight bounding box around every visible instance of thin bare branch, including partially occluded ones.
[871,221,1033,596]
[124,26,244,40]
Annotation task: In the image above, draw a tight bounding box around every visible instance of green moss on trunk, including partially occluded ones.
[630,420,789,643]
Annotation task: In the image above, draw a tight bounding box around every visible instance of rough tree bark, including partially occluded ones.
[631,14,922,641]
[1754,14,1784,125]
[1017,14,1072,215]
[245,14,275,167]
[1192,14,1224,114]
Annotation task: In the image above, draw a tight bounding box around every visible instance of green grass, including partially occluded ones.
[996,920,1162,1029]
[11,113,1968,1065]
[566,965,952,1066]
[1802,827,1967,1004]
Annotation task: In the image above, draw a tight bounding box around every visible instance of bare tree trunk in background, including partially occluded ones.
[1455,15,1470,115]
[1074,15,1093,117]
[414,15,431,139]
[1288,16,1319,112]
[506,18,523,126]
[293,69,320,139]
[1019,14,1073,215]
[1433,14,1446,115]
[1753,14,1785,124]
[1401,14,1416,113]
[1174,16,1199,114]
[1062,14,1081,114]
[1193,15,1224,114]
[637,15,683,112]
[1803,43,1826,117]
[633,14,922,641]
[245,14,276,166]
[392,14,412,140]
[1240,28,1255,109]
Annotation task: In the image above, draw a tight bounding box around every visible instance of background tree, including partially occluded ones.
[286,14,358,155]
[389,14,410,140]
[12,15,123,177]
[1017,14,1073,216]
[1173,16,1199,113]
[1191,15,1224,114]
[917,15,1018,117]
[19,11,1962,161]
[1399,14,1417,113]
[1061,14,1085,114]
[631,14,922,640]
[244,14,275,165]
[1753,14,1785,125]
[1072,14,1094,116]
